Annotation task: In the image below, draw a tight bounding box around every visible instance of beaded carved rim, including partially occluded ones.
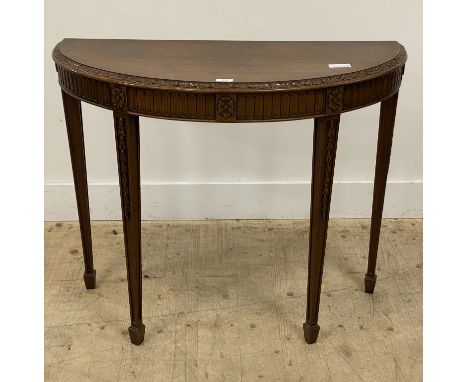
[53,43,407,92]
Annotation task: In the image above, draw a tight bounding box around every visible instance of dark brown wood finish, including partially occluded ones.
[53,39,406,345]
[113,101,145,344]
[54,40,406,123]
[366,91,400,293]
[303,115,340,343]
[61,90,96,289]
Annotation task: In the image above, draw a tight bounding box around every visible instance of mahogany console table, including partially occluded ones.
[52,39,406,345]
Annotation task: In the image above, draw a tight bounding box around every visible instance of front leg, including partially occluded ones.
[114,112,145,345]
[303,115,340,344]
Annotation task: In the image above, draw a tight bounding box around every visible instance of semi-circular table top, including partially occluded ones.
[53,39,406,122]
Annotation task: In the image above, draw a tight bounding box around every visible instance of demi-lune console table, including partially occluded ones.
[52,39,406,345]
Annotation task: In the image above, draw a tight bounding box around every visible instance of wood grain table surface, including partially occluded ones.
[53,39,407,346]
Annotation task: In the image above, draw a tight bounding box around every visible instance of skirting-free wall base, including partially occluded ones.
[44,180,422,221]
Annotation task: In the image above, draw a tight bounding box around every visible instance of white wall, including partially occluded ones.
[45,0,422,220]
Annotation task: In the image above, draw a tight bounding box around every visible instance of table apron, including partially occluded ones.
[56,65,404,122]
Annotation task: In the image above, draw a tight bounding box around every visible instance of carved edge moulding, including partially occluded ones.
[56,68,404,122]
[53,44,406,123]
[53,44,406,91]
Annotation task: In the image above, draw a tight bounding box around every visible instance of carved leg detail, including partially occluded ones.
[304,115,340,344]
[62,90,96,289]
[366,92,399,294]
[114,112,145,345]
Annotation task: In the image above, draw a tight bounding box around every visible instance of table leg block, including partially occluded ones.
[303,115,340,344]
[61,90,96,289]
[366,91,399,294]
[114,112,145,345]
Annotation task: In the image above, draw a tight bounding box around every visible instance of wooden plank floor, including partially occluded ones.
[45,219,422,382]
